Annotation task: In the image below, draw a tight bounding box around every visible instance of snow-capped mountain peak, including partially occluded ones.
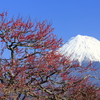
[58,35,100,64]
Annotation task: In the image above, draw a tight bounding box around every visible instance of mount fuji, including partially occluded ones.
[58,35,100,85]
[58,35,100,66]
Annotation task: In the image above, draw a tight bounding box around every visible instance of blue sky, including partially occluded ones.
[0,0,100,42]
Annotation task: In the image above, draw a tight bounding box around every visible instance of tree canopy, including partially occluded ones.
[0,12,100,100]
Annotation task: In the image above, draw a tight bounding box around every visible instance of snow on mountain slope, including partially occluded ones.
[58,35,100,65]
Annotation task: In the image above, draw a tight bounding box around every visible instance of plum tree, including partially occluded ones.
[0,12,100,100]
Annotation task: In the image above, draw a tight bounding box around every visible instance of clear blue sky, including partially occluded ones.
[0,0,100,42]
